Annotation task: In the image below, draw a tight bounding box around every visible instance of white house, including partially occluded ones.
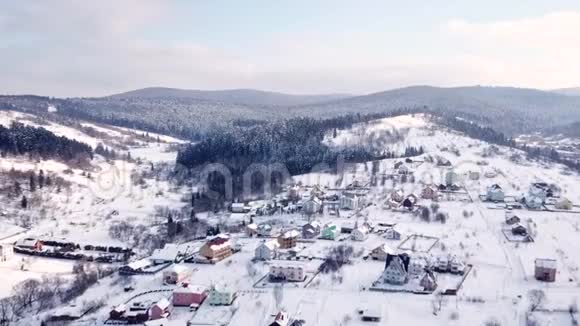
[269,263,306,282]
[384,227,402,240]
[486,184,505,202]
[257,223,273,237]
[208,282,236,306]
[370,244,394,261]
[162,264,191,284]
[381,254,410,285]
[255,240,279,260]
[351,225,369,241]
[0,244,14,262]
[408,256,429,276]
[302,197,322,215]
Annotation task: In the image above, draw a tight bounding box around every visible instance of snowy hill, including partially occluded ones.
[551,87,580,96]
[109,87,352,107]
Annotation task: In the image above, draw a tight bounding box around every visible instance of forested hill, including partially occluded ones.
[0,122,93,161]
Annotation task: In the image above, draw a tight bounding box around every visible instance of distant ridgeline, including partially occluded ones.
[176,110,425,197]
[0,122,93,161]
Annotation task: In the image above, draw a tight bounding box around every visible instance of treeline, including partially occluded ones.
[0,122,93,161]
[176,110,424,197]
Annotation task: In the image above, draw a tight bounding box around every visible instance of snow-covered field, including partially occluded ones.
[2,113,580,325]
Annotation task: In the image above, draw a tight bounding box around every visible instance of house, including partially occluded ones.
[381,253,410,285]
[150,243,184,265]
[436,156,452,167]
[321,223,339,240]
[409,256,429,276]
[148,298,171,320]
[277,230,300,249]
[419,270,438,292]
[402,194,418,211]
[15,238,43,251]
[340,222,355,234]
[208,283,236,306]
[302,197,322,215]
[231,202,246,213]
[257,223,273,237]
[434,256,449,272]
[449,256,465,274]
[555,197,573,210]
[0,244,14,262]
[119,259,153,275]
[351,224,369,241]
[421,184,439,200]
[445,171,459,186]
[390,189,405,202]
[255,240,279,260]
[394,161,404,170]
[534,258,557,282]
[370,244,394,261]
[269,311,289,326]
[340,190,367,210]
[486,184,505,202]
[162,264,191,284]
[525,193,544,210]
[361,308,382,322]
[109,304,127,320]
[302,221,321,239]
[511,224,528,236]
[505,215,521,226]
[397,163,411,175]
[172,283,208,307]
[246,223,258,237]
[324,199,340,215]
[384,227,402,240]
[269,263,306,282]
[199,234,232,262]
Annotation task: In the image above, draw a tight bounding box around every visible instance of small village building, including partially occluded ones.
[381,253,410,285]
[199,234,232,262]
[555,197,573,210]
[278,230,300,249]
[384,227,402,240]
[208,283,236,306]
[434,256,449,272]
[525,193,544,210]
[257,223,273,237]
[231,202,246,213]
[361,308,382,322]
[390,189,405,203]
[255,240,279,260]
[486,184,505,202]
[321,223,339,240]
[15,238,43,251]
[150,243,184,265]
[402,194,418,211]
[419,270,438,292]
[370,244,394,261]
[340,190,367,211]
[119,259,153,275]
[269,311,289,326]
[245,223,258,237]
[109,304,127,320]
[148,298,171,320]
[408,256,429,276]
[324,199,340,215]
[162,264,191,284]
[0,244,14,262]
[449,256,465,274]
[302,221,321,239]
[511,224,528,236]
[302,197,322,215]
[445,171,459,186]
[421,184,439,200]
[397,163,411,175]
[351,225,369,241]
[505,214,521,226]
[534,258,557,282]
[484,170,497,178]
[340,222,355,234]
[172,284,208,307]
[269,263,306,282]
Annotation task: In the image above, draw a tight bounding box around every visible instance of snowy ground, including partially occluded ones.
[4,113,580,326]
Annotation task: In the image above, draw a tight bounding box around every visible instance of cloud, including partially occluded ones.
[1,3,579,96]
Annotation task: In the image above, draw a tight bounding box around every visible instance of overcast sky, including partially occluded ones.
[1,0,580,97]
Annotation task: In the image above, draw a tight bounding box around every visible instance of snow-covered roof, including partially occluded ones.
[535,258,557,269]
[166,264,189,274]
[151,243,182,262]
[281,230,300,239]
[247,223,258,230]
[259,240,280,251]
[127,258,152,270]
[153,298,170,310]
[15,238,40,247]
[213,282,234,293]
[231,203,245,208]
[173,284,207,294]
[373,244,394,255]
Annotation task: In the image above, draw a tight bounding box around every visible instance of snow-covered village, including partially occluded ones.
[3,2,580,326]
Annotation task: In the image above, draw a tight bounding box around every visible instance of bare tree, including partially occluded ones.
[528,289,546,312]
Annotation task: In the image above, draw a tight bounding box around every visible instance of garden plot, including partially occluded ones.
[187,304,235,325]
[398,234,440,253]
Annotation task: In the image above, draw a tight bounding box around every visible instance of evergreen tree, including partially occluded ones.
[38,169,45,189]
[29,172,36,192]
[21,196,28,209]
